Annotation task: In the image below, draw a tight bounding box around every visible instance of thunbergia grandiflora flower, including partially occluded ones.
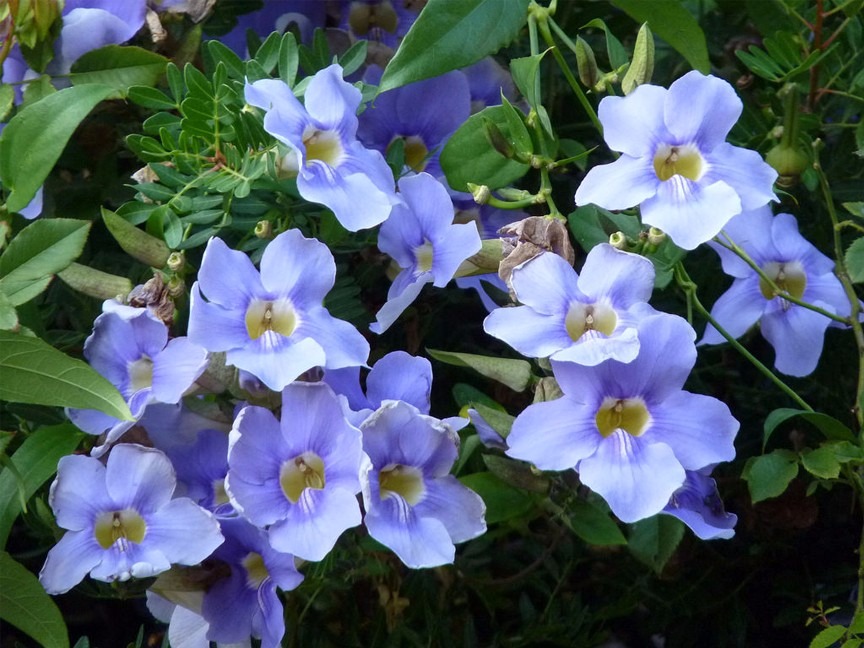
[67,308,208,454]
[167,429,234,517]
[506,315,738,523]
[701,207,850,377]
[484,244,658,365]
[226,382,363,562]
[663,469,737,540]
[244,64,398,231]
[360,400,486,568]
[188,228,369,391]
[574,71,777,250]
[39,444,223,594]
[200,517,303,648]
[371,172,482,333]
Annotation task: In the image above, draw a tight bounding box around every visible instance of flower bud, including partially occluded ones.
[609,231,627,249]
[255,220,273,239]
[467,183,491,205]
[766,143,809,179]
[621,23,655,95]
[482,117,515,159]
[647,227,666,246]
[166,251,185,272]
[575,36,600,89]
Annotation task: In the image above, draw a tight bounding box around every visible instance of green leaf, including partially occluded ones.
[609,0,710,73]
[567,204,642,251]
[440,105,531,191]
[810,626,848,648]
[469,402,514,439]
[57,263,133,301]
[0,84,14,122]
[580,18,629,70]
[763,408,855,449]
[0,219,91,306]
[801,446,842,480]
[510,51,548,111]
[482,454,549,492]
[278,31,300,87]
[379,0,531,92]
[127,86,177,111]
[845,237,864,283]
[0,424,83,547]
[565,499,628,546]
[70,46,168,93]
[459,471,536,524]
[0,330,132,422]
[843,202,864,219]
[0,552,68,648]
[628,515,685,574]
[102,207,172,267]
[427,348,533,391]
[742,450,799,503]
[0,291,18,331]
[0,84,116,212]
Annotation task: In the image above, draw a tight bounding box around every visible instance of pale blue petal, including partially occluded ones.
[574,155,659,210]
[578,432,685,523]
[597,85,669,157]
[772,213,833,272]
[710,207,776,277]
[227,406,286,486]
[302,65,361,136]
[397,172,455,239]
[105,444,175,511]
[259,229,335,305]
[761,304,831,377]
[298,161,393,231]
[551,326,640,366]
[483,305,572,358]
[188,285,251,352]
[506,398,600,470]
[509,251,582,315]
[370,273,428,334]
[663,72,742,150]
[225,474,287,527]
[703,143,777,210]
[365,496,455,568]
[151,338,208,404]
[50,455,109,531]
[226,334,326,391]
[431,222,481,287]
[366,351,433,413]
[577,244,655,307]
[245,78,308,147]
[196,237,262,310]
[700,277,765,345]
[293,308,369,370]
[39,530,104,594]
[414,477,486,543]
[146,499,223,565]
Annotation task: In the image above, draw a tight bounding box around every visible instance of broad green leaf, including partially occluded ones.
[742,450,799,503]
[70,46,168,93]
[628,516,685,574]
[379,0,531,92]
[565,499,628,546]
[843,202,864,219]
[127,86,177,111]
[580,18,629,70]
[763,407,854,449]
[57,263,133,300]
[0,219,91,306]
[278,31,300,87]
[482,455,548,492]
[459,471,536,524]
[510,52,548,111]
[810,625,848,648]
[0,330,132,421]
[0,424,83,547]
[440,105,531,192]
[0,84,115,212]
[801,446,842,480]
[0,84,14,122]
[610,0,710,73]
[427,348,533,391]
[567,204,642,251]
[470,402,514,439]
[0,291,17,330]
[0,552,68,648]
[102,207,172,267]
[845,237,864,283]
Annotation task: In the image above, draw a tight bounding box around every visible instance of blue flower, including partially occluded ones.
[371,173,482,333]
[188,229,369,391]
[575,71,778,250]
[360,400,486,568]
[39,444,223,594]
[67,308,208,454]
[701,207,851,376]
[245,64,398,231]
[663,469,737,540]
[226,382,363,561]
[484,244,658,365]
[506,315,738,523]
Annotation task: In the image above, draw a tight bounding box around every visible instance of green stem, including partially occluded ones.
[674,263,813,412]
[713,235,851,325]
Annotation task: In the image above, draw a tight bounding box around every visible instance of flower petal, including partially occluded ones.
[761,303,832,377]
[39,530,105,594]
[702,143,777,210]
[484,305,573,358]
[700,277,765,345]
[105,444,176,512]
[413,476,486,543]
[664,72,741,151]
[597,84,669,157]
[574,155,659,211]
[364,496,455,568]
[577,244,655,306]
[259,229,336,306]
[506,398,600,470]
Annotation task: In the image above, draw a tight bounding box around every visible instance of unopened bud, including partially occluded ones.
[482,117,515,159]
[255,220,273,239]
[166,251,185,272]
[166,275,186,298]
[647,227,666,246]
[766,143,809,178]
[575,36,600,89]
[609,231,627,249]
[467,183,491,205]
[621,23,654,95]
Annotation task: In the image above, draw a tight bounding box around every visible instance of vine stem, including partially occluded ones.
[674,262,813,412]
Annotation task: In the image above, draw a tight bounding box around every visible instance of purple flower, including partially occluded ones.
[358,67,471,180]
[335,0,420,47]
[701,208,850,376]
[360,400,486,568]
[212,0,327,54]
[167,429,234,517]
[188,229,369,392]
[39,444,223,594]
[574,71,778,250]
[461,56,519,112]
[245,64,398,231]
[67,308,208,453]
[226,382,363,561]
[201,517,303,648]
[371,173,482,333]
[484,244,658,365]
[506,315,738,523]
[662,469,737,540]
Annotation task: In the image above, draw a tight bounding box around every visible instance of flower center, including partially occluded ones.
[302,127,343,167]
[414,241,434,273]
[245,298,298,340]
[564,302,617,341]
[280,453,326,503]
[128,355,154,392]
[759,261,807,305]
[594,397,651,438]
[388,135,429,172]
[94,509,147,550]
[379,463,425,505]
[242,551,269,589]
[212,479,230,506]
[653,144,704,182]
[348,1,399,36]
